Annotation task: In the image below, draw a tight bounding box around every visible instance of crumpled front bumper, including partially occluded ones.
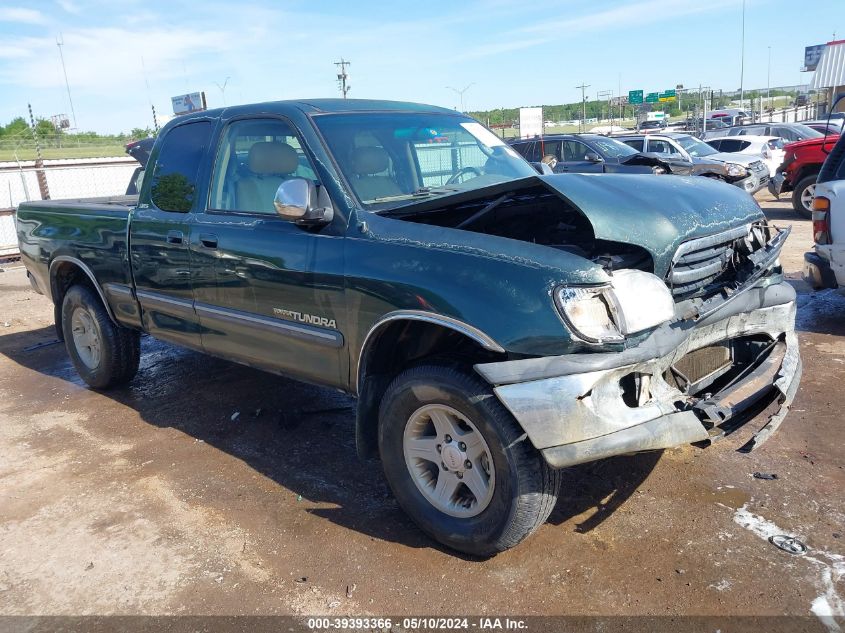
[474,281,801,469]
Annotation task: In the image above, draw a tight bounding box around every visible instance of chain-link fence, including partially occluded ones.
[416,143,489,187]
[0,157,138,258]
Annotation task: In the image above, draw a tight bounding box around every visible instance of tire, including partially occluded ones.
[791,175,817,219]
[378,364,560,556]
[61,285,140,389]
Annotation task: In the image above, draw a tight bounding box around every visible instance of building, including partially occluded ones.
[810,39,845,112]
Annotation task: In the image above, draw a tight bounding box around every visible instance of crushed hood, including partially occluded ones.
[538,173,763,275]
[378,173,764,278]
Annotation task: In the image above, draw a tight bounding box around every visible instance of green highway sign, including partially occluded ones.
[628,90,644,104]
[645,92,659,103]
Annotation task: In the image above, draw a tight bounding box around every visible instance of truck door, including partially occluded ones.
[130,120,213,349]
[189,117,346,388]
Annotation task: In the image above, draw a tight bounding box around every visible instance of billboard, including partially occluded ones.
[804,44,826,71]
[171,92,207,115]
[518,107,543,139]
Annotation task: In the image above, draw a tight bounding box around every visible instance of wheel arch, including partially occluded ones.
[49,257,117,339]
[354,311,506,460]
[794,165,821,185]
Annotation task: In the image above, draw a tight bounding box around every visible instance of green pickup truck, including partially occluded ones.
[16,99,801,556]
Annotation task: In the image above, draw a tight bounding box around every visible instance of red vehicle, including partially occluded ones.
[770,134,841,218]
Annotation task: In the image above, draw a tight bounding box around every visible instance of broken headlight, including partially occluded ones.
[726,163,748,178]
[555,270,676,344]
[555,286,623,343]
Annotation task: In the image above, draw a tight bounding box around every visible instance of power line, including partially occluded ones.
[335,59,351,99]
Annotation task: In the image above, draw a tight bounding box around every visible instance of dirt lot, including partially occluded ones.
[0,194,843,626]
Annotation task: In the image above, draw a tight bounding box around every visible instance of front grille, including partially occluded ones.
[666,224,767,299]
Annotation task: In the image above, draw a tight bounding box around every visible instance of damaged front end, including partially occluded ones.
[475,221,801,468]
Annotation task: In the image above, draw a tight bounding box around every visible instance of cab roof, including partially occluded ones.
[172,98,457,124]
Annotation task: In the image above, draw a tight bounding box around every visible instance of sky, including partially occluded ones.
[0,0,841,134]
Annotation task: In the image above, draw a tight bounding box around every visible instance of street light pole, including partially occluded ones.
[445,84,475,113]
[214,76,231,106]
[767,46,772,113]
[739,0,746,111]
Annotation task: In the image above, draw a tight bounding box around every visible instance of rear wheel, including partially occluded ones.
[378,364,560,556]
[61,285,140,389]
[791,175,817,219]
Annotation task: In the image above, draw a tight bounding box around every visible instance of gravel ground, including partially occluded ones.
[0,192,843,627]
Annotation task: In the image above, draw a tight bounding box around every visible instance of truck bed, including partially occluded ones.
[16,196,136,309]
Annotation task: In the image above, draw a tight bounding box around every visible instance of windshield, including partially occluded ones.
[589,137,638,158]
[313,113,537,210]
[677,135,718,157]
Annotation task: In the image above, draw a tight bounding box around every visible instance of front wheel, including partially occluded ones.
[61,285,140,389]
[791,175,817,219]
[378,364,560,556]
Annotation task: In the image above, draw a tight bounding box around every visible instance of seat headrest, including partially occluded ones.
[248,142,299,175]
[350,146,389,176]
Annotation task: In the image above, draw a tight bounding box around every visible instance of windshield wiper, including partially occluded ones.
[369,185,461,203]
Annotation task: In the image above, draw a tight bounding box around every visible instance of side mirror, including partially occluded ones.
[584,151,602,162]
[274,178,333,226]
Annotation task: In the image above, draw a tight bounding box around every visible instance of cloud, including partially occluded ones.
[462,0,738,59]
[56,0,82,14]
[0,46,32,59]
[518,0,737,35]
[0,7,46,24]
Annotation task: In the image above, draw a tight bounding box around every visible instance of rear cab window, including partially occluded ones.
[149,121,213,212]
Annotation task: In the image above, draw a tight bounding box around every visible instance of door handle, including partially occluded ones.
[199,233,218,249]
[166,230,184,244]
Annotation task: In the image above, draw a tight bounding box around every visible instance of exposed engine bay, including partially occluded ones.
[380,184,653,273]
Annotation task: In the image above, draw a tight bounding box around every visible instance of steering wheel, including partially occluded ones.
[446,166,483,185]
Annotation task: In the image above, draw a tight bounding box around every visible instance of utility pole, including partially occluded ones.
[575,83,590,132]
[598,90,613,125]
[739,0,746,111]
[335,58,351,99]
[56,34,78,130]
[446,83,475,113]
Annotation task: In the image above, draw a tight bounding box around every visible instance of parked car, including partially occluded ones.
[637,119,668,132]
[615,132,770,193]
[707,109,751,126]
[803,119,845,135]
[804,131,845,289]
[704,122,823,143]
[508,134,682,175]
[15,99,800,556]
[769,133,842,218]
[706,135,785,176]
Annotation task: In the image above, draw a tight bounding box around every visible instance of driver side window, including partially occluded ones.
[562,141,590,161]
[209,119,317,215]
